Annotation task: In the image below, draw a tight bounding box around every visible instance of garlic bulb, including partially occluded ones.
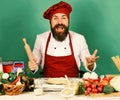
[89,72,98,79]
[83,72,91,79]
[2,73,9,79]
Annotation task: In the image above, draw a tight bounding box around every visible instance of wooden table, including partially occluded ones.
[1,77,120,100]
[0,91,120,100]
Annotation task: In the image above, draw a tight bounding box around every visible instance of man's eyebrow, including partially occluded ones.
[52,15,57,17]
[62,14,67,17]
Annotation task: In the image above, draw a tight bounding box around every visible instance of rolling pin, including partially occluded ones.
[22,38,34,61]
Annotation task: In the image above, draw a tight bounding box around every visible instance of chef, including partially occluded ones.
[28,1,99,77]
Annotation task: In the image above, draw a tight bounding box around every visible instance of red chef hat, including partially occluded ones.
[43,1,72,20]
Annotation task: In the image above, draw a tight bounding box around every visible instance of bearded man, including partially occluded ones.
[28,1,99,77]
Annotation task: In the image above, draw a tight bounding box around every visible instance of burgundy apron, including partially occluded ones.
[43,33,79,77]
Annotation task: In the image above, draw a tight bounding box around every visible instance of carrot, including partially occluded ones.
[9,76,21,85]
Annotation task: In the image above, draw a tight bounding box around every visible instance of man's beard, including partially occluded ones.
[51,24,69,41]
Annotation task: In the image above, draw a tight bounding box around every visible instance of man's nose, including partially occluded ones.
[58,19,62,24]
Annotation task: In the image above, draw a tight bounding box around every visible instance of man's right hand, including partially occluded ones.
[28,58,38,71]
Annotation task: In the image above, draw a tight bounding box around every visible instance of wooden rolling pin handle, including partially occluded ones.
[22,38,34,61]
[22,38,27,45]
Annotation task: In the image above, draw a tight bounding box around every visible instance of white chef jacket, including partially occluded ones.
[33,31,96,71]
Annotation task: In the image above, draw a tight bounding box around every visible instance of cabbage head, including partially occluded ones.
[110,75,120,91]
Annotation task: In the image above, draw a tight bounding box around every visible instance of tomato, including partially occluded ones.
[103,77,113,82]
[85,90,90,95]
[101,80,109,85]
[86,87,92,92]
[84,82,91,88]
[92,88,98,93]
[97,86,103,93]
[89,79,94,83]
[91,84,96,89]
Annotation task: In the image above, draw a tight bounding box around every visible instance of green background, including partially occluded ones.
[0,0,120,77]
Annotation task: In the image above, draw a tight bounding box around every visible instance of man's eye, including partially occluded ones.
[62,17,67,19]
[53,17,57,20]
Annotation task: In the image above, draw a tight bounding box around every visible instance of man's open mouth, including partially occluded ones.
[56,26,65,33]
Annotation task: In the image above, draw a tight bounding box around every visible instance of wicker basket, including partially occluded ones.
[3,84,25,95]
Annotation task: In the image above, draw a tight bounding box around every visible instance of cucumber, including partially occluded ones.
[1,79,10,84]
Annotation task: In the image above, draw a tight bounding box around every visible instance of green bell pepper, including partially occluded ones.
[8,72,17,82]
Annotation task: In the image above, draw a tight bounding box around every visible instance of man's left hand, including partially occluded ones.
[86,49,99,71]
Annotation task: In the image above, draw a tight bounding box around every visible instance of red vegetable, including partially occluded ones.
[9,76,21,85]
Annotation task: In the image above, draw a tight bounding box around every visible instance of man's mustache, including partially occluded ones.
[55,24,66,28]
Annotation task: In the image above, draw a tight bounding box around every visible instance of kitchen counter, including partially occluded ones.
[0,91,120,100]
[1,77,120,100]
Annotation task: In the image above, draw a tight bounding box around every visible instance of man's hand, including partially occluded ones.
[86,49,99,71]
[28,58,38,71]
